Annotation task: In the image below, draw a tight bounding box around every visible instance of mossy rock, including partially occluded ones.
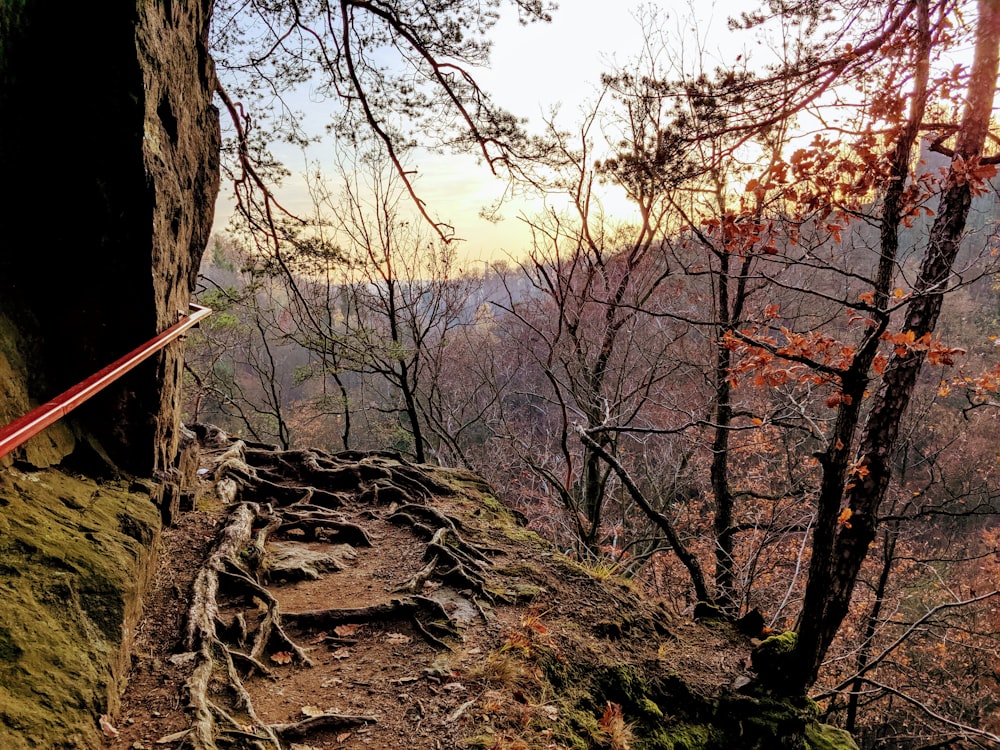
[713,691,838,750]
[750,630,799,690]
[0,468,159,749]
[805,722,860,750]
[0,310,75,469]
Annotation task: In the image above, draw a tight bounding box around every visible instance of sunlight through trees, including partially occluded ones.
[188,2,1000,745]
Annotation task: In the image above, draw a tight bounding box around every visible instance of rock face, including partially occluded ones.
[0,0,219,480]
[0,468,160,750]
[0,1,219,747]
[138,0,221,487]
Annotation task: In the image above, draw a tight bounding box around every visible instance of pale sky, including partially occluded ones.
[212,1,759,265]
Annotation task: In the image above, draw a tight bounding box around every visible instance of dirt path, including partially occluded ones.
[110,426,749,750]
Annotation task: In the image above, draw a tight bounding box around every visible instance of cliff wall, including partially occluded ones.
[0,0,218,479]
[0,1,219,746]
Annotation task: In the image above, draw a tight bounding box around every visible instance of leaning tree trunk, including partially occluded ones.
[792,0,1000,693]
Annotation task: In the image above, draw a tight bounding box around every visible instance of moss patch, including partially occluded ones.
[805,722,860,750]
[645,722,714,749]
[0,467,159,749]
[750,630,799,691]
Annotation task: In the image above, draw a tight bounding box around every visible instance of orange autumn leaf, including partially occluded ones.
[825,392,854,408]
[873,354,888,376]
[837,507,853,529]
[927,340,965,366]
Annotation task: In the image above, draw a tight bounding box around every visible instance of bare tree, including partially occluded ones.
[210,0,555,247]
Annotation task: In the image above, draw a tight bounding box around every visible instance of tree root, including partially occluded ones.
[174,426,503,747]
[390,518,493,598]
[272,713,377,742]
[181,502,315,749]
[283,595,461,647]
[210,439,463,510]
[277,506,372,546]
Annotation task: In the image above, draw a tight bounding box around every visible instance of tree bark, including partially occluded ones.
[792,0,1000,692]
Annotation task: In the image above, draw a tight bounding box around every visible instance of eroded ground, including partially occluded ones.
[110,426,763,750]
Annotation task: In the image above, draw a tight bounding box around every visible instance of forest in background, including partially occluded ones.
[185,180,1000,749]
[190,1,1000,747]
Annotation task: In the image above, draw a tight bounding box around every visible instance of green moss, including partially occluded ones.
[640,697,664,719]
[644,722,713,750]
[449,485,550,550]
[504,583,543,602]
[595,664,664,721]
[480,494,507,514]
[805,722,860,750]
[555,705,605,748]
[0,468,159,749]
[750,630,799,690]
[500,525,547,546]
[712,692,837,749]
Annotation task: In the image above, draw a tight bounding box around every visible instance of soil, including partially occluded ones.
[107,427,753,750]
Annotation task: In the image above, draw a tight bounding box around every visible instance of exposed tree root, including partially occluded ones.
[277,506,372,546]
[389,514,493,598]
[175,426,499,747]
[272,713,378,742]
[181,502,313,749]
[282,595,461,647]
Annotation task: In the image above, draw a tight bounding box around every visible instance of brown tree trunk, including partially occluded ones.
[791,0,1000,692]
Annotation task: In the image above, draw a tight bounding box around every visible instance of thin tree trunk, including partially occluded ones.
[846,526,897,732]
[576,426,712,602]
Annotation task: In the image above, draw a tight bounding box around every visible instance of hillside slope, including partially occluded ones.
[105,425,855,750]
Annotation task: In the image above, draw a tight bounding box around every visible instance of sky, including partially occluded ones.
[212,1,760,265]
